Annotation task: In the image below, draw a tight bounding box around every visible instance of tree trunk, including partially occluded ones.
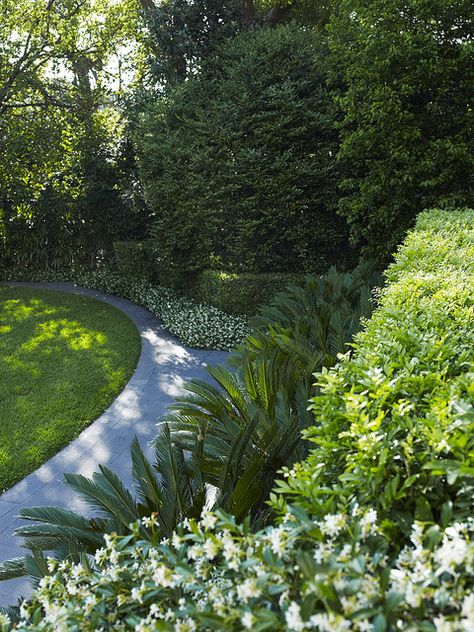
[241,0,255,26]
[267,0,298,26]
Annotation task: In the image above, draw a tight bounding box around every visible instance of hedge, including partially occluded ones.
[276,208,474,534]
[112,241,156,282]
[191,270,307,315]
[0,268,250,351]
[6,208,473,631]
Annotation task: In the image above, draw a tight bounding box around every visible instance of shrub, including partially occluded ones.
[276,208,474,535]
[329,0,474,263]
[4,210,473,629]
[191,270,307,315]
[9,509,474,630]
[112,241,155,282]
[137,24,351,283]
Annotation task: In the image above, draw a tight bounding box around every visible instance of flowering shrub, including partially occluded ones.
[5,508,474,631]
[0,268,250,350]
[275,209,474,535]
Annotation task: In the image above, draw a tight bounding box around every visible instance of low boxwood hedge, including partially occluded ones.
[191,270,307,315]
[6,209,473,631]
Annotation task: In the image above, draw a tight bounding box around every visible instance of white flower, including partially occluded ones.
[286,601,305,631]
[153,564,173,587]
[434,615,455,632]
[462,593,474,626]
[47,559,57,573]
[131,587,144,604]
[267,526,287,556]
[141,514,158,528]
[320,513,346,537]
[172,533,183,548]
[19,599,30,620]
[360,509,378,538]
[241,612,255,629]
[175,618,196,632]
[434,532,468,575]
[200,511,218,530]
[95,547,108,565]
[203,538,220,560]
[237,578,261,602]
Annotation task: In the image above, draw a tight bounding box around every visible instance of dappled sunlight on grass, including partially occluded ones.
[19,319,108,353]
[0,287,140,492]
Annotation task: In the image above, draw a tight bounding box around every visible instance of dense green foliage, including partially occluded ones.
[0,287,140,492]
[110,252,307,316]
[331,0,474,261]
[9,509,474,631]
[191,270,306,315]
[4,209,473,630]
[0,267,372,596]
[113,241,156,282]
[160,267,372,523]
[276,209,474,534]
[137,25,349,283]
[1,0,473,623]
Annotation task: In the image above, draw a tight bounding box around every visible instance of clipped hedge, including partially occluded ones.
[112,241,156,282]
[0,268,250,351]
[192,270,307,315]
[277,208,474,531]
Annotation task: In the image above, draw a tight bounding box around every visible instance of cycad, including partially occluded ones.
[0,266,377,604]
[164,265,375,522]
[161,356,312,523]
[0,434,204,589]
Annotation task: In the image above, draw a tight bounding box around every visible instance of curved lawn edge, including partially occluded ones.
[0,284,141,492]
[0,269,250,350]
[0,282,229,607]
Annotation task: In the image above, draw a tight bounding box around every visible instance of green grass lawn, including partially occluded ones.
[0,286,141,492]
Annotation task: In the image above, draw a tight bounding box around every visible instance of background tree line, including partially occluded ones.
[0,0,472,278]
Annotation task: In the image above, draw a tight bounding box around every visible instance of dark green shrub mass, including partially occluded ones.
[137,24,350,285]
[113,241,156,281]
[191,270,307,315]
[330,0,473,262]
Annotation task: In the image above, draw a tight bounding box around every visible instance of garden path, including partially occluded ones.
[0,282,228,607]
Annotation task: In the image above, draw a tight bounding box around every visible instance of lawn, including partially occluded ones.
[0,287,141,492]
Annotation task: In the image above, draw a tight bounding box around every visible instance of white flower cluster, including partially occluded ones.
[78,270,251,351]
[10,508,473,632]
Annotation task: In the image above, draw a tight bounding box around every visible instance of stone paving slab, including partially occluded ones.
[0,282,228,606]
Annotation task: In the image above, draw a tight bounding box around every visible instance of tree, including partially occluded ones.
[141,0,332,85]
[329,0,474,263]
[137,25,350,284]
[0,0,148,267]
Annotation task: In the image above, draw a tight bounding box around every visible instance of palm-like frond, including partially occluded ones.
[163,265,377,523]
[0,266,377,605]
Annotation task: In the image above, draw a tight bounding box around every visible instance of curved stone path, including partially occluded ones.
[0,282,228,606]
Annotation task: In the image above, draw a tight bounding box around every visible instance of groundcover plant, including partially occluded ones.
[0,287,140,491]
